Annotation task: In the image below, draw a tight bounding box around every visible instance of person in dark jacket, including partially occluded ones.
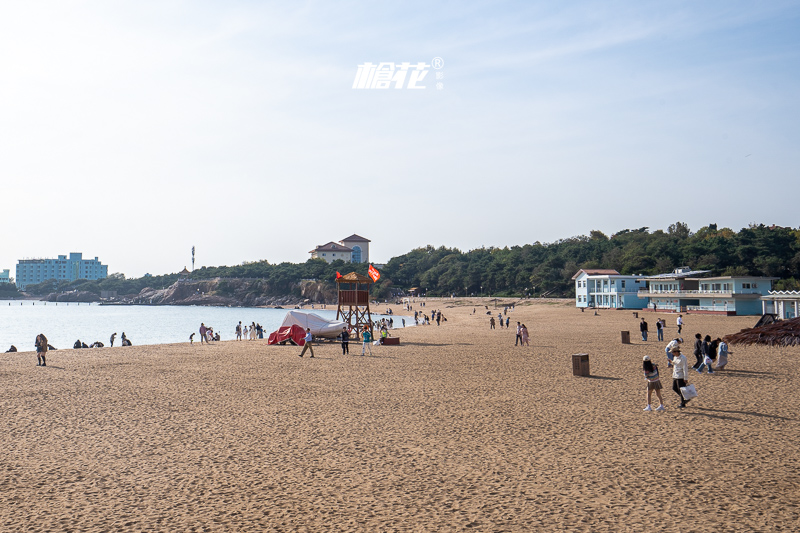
[640,318,649,341]
[341,327,350,355]
[697,335,715,374]
[692,333,703,370]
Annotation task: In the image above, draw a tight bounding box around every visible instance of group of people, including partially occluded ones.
[514,322,530,346]
[300,324,379,358]
[414,310,444,325]
[235,322,264,340]
[690,333,730,373]
[639,315,685,342]
[194,323,220,344]
[642,333,732,411]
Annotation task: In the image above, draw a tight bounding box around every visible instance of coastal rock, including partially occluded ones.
[44,291,101,303]
[132,278,335,307]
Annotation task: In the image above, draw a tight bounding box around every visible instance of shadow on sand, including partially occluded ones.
[692,406,794,421]
[583,375,622,381]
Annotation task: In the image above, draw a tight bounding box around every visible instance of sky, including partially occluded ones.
[1,1,799,278]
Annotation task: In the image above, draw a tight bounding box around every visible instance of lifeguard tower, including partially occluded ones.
[336,272,374,334]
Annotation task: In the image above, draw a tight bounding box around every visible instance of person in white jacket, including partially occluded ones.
[671,347,691,408]
[664,338,683,368]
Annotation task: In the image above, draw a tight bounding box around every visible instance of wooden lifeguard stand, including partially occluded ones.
[336,272,374,334]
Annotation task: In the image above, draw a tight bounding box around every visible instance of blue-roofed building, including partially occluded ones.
[572,269,648,309]
[639,267,776,315]
[16,252,108,290]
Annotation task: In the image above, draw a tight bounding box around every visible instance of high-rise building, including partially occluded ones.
[16,252,108,290]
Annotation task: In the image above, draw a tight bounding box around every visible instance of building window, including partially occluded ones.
[352,245,362,263]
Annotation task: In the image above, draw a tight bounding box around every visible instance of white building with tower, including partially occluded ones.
[310,234,370,264]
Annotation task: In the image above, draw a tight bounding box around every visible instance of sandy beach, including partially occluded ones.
[1,298,798,532]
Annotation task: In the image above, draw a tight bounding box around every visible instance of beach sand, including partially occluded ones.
[1,298,798,531]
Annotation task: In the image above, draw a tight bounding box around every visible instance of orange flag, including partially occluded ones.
[368,264,380,282]
[336,271,342,280]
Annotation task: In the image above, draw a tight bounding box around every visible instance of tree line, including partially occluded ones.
[18,223,800,300]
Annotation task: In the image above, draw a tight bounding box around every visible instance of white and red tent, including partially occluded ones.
[267,324,307,345]
[268,310,347,343]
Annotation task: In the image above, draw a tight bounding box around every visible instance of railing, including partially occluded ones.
[639,289,763,295]
[686,305,731,312]
[587,289,643,295]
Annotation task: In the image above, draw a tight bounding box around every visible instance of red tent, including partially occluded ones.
[267,324,307,345]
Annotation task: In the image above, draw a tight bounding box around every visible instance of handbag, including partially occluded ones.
[680,384,698,400]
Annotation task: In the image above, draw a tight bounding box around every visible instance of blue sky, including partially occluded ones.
[1,1,798,277]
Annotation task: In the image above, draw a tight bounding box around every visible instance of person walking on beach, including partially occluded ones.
[35,333,48,366]
[715,338,730,370]
[515,322,522,346]
[490,317,496,329]
[692,333,703,370]
[697,335,715,374]
[671,347,691,408]
[640,318,649,341]
[656,319,664,342]
[521,324,530,346]
[677,314,684,334]
[199,323,208,344]
[109,332,117,347]
[341,327,350,355]
[236,322,242,340]
[361,326,373,356]
[642,355,665,411]
[299,328,315,358]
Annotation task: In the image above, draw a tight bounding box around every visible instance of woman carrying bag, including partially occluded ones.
[671,346,695,408]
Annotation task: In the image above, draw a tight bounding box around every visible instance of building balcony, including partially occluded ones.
[638,289,762,298]
[587,289,643,295]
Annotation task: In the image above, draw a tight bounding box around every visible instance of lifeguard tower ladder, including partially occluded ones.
[336,272,374,334]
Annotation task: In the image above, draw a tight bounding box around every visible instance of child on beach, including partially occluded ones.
[642,356,665,411]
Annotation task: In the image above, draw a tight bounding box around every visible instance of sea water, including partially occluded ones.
[0,301,410,352]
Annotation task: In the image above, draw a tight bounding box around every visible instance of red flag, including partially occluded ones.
[336,271,342,280]
[368,264,380,282]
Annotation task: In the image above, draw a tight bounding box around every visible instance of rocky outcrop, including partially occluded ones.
[131,278,337,307]
[43,291,101,303]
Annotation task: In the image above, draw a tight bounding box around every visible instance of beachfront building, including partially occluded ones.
[761,291,800,319]
[0,269,10,284]
[309,234,370,264]
[309,242,353,263]
[15,252,108,290]
[639,266,776,315]
[572,269,648,309]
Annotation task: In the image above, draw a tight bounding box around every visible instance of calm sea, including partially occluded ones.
[0,301,410,352]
